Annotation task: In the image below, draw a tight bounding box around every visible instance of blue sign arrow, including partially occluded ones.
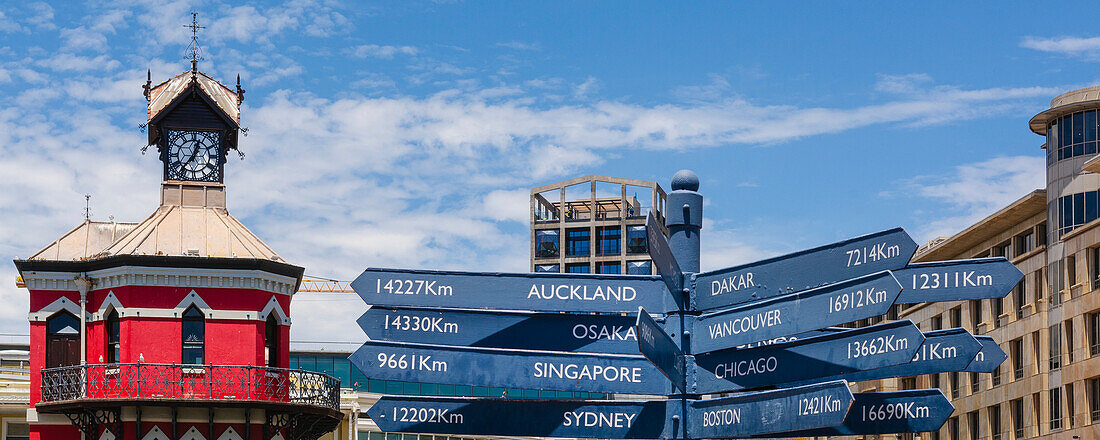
[360,306,648,354]
[367,396,677,439]
[788,328,983,385]
[647,212,684,298]
[635,307,685,392]
[352,268,676,314]
[691,271,903,354]
[688,380,853,438]
[894,258,1023,304]
[694,228,917,311]
[693,320,924,393]
[964,335,1007,373]
[349,341,673,395]
[759,389,954,437]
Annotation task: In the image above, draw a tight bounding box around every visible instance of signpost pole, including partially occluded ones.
[665,170,704,438]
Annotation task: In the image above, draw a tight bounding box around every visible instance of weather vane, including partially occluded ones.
[184,12,205,65]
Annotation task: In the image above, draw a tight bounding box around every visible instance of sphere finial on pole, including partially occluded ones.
[670,170,699,192]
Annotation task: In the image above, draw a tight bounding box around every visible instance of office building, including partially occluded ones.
[530,175,667,275]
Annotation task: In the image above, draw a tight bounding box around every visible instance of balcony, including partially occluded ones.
[40,363,339,410]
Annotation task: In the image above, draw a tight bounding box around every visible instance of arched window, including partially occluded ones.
[106,309,120,363]
[46,311,80,368]
[265,314,278,367]
[182,306,204,364]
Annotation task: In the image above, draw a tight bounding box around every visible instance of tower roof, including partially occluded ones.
[147,69,241,124]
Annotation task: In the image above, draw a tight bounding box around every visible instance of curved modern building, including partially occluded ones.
[852,87,1100,440]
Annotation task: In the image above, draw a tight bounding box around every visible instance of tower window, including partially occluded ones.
[46,311,80,368]
[182,306,204,364]
[265,314,279,367]
[106,309,120,363]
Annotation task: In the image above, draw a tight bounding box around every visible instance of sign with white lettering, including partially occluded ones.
[353,268,675,314]
[688,380,853,438]
[691,271,903,353]
[367,396,676,439]
[635,307,685,392]
[788,328,983,386]
[762,390,954,437]
[963,335,1007,373]
[646,212,684,300]
[360,306,648,354]
[349,340,673,395]
[695,228,917,311]
[893,258,1023,304]
[693,320,924,393]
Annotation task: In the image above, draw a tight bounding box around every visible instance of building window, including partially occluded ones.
[969,372,980,394]
[1093,247,1100,290]
[1065,319,1075,363]
[1066,383,1075,428]
[991,365,1002,387]
[950,372,960,398]
[596,262,621,274]
[1050,388,1063,430]
[1011,398,1024,439]
[1049,259,1065,305]
[1031,331,1041,375]
[46,311,80,368]
[626,226,647,254]
[1091,310,1100,356]
[930,372,940,390]
[596,226,621,256]
[931,315,943,331]
[182,306,205,365]
[1090,377,1100,422]
[970,300,983,333]
[1013,280,1025,320]
[991,296,1003,328]
[948,416,959,440]
[265,314,278,367]
[535,230,559,258]
[565,263,590,274]
[1011,338,1024,380]
[1049,323,1062,370]
[1016,231,1034,255]
[993,241,1012,258]
[989,404,1002,440]
[951,307,962,328]
[106,309,120,364]
[626,261,651,275]
[1054,188,1100,237]
[968,411,979,440]
[901,377,916,390]
[565,228,589,257]
[1035,268,1045,303]
[535,264,559,273]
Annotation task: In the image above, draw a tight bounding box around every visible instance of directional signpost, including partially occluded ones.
[350,170,1019,439]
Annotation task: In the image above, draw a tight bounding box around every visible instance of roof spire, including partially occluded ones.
[142,69,152,101]
[183,12,205,70]
[83,194,91,221]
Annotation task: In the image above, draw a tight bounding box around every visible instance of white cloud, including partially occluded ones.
[1022,36,1100,60]
[0,10,24,33]
[348,44,419,59]
[875,73,934,95]
[908,156,1045,241]
[36,54,121,72]
[481,189,531,223]
[497,41,539,51]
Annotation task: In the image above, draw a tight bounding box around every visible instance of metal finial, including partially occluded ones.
[142,69,152,100]
[183,12,205,66]
[83,194,91,220]
[236,74,245,104]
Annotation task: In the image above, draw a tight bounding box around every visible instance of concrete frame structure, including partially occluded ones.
[849,87,1100,440]
[530,175,667,275]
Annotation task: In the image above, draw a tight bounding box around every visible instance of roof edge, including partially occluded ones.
[14,254,304,281]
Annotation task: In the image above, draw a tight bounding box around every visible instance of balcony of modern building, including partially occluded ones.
[530,175,666,226]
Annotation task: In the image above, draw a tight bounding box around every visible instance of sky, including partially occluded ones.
[0,0,1096,344]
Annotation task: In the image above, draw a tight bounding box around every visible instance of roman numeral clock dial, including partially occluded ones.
[167,129,221,181]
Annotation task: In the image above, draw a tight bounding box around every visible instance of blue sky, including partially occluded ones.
[1,1,1096,341]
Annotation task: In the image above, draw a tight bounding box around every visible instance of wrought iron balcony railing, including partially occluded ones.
[39,363,340,411]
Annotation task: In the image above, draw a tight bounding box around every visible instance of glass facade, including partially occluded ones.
[596,226,621,256]
[1051,190,1100,237]
[596,262,621,274]
[566,263,590,273]
[290,353,605,399]
[535,230,559,258]
[1047,110,1100,164]
[626,226,647,254]
[535,264,559,272]
[566,228,590,257]
[627,261,651,275]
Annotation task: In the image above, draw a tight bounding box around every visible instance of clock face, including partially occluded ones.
[167,130,221,181]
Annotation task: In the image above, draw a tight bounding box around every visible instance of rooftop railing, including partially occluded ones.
[39,363,339,411]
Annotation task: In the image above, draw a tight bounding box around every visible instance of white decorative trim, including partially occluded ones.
[143,425,171,440]
[28,296,88,322]
[32,289,290,324]
[20,266,298,295]
[260,296,291,325]
[217,426,244,440]
[180,426,207,440]
[270,433,285,440]
[99,429,117,440]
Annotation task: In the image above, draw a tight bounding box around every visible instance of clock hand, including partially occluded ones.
[185,143,202,167]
